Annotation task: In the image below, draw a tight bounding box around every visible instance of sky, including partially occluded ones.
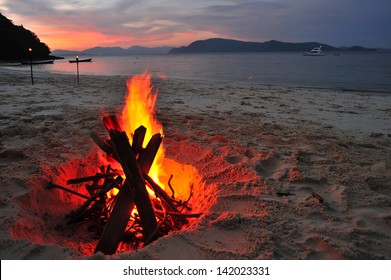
[1,0,390,51]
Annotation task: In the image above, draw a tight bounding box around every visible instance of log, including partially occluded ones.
[103,115,122,132]
[155,210,202,218]
[94,179,135,254]
[66,200,105,225]
[94,124,162,253]
[132,125,146,155]
[67,172,119,185]
[137,133,163,174]
[46,182,89,199]
[67,176,123,220]
[144,173,188,226]
[90,132,118,161]
[109,130,158,243]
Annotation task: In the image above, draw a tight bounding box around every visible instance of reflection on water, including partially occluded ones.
[8,52,391,91]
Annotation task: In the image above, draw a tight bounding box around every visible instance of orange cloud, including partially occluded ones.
[5,9,222,50]
[38,27,219,51]
[35,26,131,50]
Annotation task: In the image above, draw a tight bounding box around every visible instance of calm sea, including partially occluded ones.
[10,52,391,91]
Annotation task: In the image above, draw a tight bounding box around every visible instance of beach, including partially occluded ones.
[0,67,390,259]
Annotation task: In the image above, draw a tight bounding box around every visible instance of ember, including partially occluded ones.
[48,72,201,255]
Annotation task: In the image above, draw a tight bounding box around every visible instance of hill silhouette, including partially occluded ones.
[0,13,51,60]
[52,45,173,56]
[169,38,376,53]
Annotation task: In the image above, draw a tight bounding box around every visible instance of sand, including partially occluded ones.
[0,67,390,260]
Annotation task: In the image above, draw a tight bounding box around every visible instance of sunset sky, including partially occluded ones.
[1,0,390,51]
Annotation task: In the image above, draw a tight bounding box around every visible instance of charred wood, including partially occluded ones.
[102,115,122,132]
[137,133,163,174]
[143,173,188,227]
[90,132,118,161]
[94,179,135,255]
[67,176,123,220]
[132,125,146,155]
[66,172,119,185]
[46,182,89,199]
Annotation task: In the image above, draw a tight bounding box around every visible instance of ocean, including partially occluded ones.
[9,52,391,91]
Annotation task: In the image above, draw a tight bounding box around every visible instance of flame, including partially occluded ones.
[121,71,165,186]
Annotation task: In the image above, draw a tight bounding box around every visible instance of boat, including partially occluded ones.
[303,46,325,56]
[69,58,92,63]
[20,59,54,65]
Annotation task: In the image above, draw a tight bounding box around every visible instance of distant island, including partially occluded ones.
[54,38,377,56]
[52,45,173,57]
[0,13,51,60]
[169,38,376,53]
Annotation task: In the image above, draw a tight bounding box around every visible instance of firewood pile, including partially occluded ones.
[47,115,201,255]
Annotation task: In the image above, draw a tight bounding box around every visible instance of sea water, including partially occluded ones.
[10,52,391,91]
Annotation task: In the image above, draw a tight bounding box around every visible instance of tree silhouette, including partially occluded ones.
[0,13,51,60]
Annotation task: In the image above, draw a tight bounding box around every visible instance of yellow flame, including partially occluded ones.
[121,71,165,187]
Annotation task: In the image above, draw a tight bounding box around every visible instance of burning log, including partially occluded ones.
[67,176,123,223]
[94,179,135,254]
[137,133,162,173]
[106,130,157,245]
[103,115,122,132]
[90,132,118,161]
[132,125,146,155]
[144,173,188,227]
[66,172,119,185]
[95,122,170,254]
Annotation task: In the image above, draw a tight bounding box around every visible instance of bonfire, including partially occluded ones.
[48,72,201,255]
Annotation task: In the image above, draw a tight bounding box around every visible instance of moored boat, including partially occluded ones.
[69,58,92,63]
[303,46,325,56]
[20,59,54,65]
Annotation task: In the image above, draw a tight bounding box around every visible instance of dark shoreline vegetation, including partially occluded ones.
[0,13,51,61]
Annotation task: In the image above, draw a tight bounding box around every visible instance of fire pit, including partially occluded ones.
[11,72,212,256]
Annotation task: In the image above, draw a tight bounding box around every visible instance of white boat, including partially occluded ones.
[303,46,325,56]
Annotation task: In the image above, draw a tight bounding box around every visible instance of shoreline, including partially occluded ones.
[0,68,390,259]
[1,65,390,95]
[2,53,391,93]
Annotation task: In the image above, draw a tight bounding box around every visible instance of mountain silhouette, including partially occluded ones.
[52,46,173,56]
[169,38,376,53]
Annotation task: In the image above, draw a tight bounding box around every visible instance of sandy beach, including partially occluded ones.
[0,67,390,260]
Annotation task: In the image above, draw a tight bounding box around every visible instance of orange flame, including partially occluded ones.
[120,71,165,185]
